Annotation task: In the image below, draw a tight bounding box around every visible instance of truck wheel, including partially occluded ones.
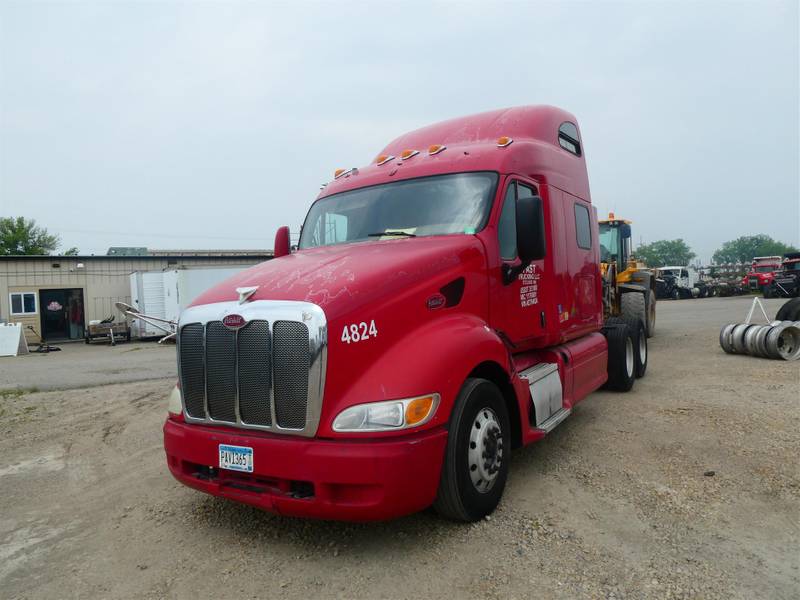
[776,298,800,321]
[719,323,737,354]
[603,322,636,392]
[671,288,680,300]
[434,378,510,522]
[620,292,646,330]
[645,292,656,338]
[608,317,647,378]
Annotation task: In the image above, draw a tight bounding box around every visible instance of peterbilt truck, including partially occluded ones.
[163,106,642,522]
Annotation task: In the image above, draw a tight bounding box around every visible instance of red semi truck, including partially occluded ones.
[742,256,782,295]
[163,106,642,522]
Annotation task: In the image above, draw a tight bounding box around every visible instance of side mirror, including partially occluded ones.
[516,195,546,263]
[503,195,546,284]
[274,226,291,258]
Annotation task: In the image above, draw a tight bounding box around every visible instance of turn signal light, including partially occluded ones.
[497,136,513,147]
[405,395,435,425]
[428,144,446,156]
[400,149,419,160]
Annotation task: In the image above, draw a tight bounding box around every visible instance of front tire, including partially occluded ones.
[434,378,510,522]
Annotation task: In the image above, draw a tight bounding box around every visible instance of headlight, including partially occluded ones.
[332,394,440,432]
[168,384,182,415]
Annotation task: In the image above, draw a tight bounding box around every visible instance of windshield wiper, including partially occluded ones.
[367,231,417,238]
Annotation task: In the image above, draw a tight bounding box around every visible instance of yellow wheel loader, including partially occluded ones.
[599,213,657,337]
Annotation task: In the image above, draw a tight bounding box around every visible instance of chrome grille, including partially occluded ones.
[237,320,272,426]
[273,321,310,429]
[179,323,205,418]
[176,300,326,437]
[205,321,237,422]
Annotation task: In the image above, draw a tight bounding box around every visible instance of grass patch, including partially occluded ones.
[0,387,39,399]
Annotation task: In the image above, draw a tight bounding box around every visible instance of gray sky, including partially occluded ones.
[1,0,798,263]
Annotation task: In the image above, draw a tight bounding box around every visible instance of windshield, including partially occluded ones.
[299,172,498,249]
[785,262,800,271]
[754,266,775,273]
[598,223,619,263]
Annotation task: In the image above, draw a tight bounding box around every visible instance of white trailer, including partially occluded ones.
[129,267,246,338]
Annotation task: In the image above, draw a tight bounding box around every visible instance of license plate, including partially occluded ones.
[218,444,253,473]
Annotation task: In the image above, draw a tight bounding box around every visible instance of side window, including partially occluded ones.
[558,122,582,156]
[517,183,535,198]
[681,269,688,278]
[497,183,517,260]
[574,203,591,249]
[10,292,37,316]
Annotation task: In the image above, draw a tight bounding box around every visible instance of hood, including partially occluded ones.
[190,235,485,320]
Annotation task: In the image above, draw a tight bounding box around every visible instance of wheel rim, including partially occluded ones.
[638,331,647,365]
[625,338,634,377]
[468,407,503,494]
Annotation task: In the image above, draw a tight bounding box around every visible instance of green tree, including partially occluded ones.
[0,217,60,255]
[712,234,799,265]
[64,247,80,256]
[634,239,696,268]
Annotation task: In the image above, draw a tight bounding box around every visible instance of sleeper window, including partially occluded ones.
[574,203,592,249]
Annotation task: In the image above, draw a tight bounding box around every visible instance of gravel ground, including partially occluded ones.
[1,340,176,391]
[0,296,797,599]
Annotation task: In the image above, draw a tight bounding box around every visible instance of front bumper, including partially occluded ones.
[164,419,448,521]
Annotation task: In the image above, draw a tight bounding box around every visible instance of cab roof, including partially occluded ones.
[318,105,591,203]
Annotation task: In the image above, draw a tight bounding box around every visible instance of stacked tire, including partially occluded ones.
[719,320,800,361]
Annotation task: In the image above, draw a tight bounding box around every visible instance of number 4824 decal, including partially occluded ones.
[341,320,378,344]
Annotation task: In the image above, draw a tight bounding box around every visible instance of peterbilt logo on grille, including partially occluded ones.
[222,314,246,329]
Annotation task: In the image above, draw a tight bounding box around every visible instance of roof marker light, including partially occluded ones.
[428,144,446,156]
[376,154,394,166]
[400,149,419,160]
[497,136,513,148]
[334,168,357,179]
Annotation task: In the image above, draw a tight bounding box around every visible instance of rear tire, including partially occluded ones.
[608,317,647,378]
[645,291,656,338]
[603,322,636,391]
[434,378,510,522]
[621,292,646,328]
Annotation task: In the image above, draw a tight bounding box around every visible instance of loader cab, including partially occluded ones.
[598,215,632,267]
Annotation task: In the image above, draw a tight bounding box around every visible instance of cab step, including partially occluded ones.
[535,408,572,433]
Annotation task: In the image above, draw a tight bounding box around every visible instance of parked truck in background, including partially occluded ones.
[657,266,711,299]
[766,253,800,298]
[741,256,782,297]
[163,106,645,522]
[129,268,248,338]
[598,214,657,337]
